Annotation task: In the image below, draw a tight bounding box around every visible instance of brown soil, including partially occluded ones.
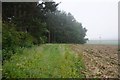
[70,44,119,78]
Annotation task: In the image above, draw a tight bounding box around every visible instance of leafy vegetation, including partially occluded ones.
[45,11,88,43]
[2,1,88,61]
[0,20,1,49]
[2,1,88,78]
[2,23,33,60]
[3,44,85,78]
[2,1,88,44]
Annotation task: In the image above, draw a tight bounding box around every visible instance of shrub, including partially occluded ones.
[2,23,33,61]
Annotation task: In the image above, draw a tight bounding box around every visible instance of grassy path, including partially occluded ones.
[3,44,85,78]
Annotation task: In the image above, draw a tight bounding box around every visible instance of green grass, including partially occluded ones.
[3,44,85,78]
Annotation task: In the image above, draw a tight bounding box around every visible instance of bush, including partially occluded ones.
[2,23,33,61]
[18,32,33,47]
[2,23,19,50]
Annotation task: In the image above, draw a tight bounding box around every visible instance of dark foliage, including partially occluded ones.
[2,1,88,61]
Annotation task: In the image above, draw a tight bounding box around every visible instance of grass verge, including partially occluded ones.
[3,44,85,78]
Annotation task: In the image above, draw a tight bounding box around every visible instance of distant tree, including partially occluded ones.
[45,10,88,43]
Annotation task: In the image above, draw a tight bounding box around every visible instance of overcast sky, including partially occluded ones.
[54,0,119,40]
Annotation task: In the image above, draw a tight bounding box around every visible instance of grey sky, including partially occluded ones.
[54,0,118,40]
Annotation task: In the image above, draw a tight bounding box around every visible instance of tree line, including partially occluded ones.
[2,1,88,60]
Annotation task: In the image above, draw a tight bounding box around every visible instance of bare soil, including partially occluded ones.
[70,44,119,78]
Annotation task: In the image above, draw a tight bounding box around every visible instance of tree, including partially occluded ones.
[2,1,88,45]
[2,1,88,61]
[45,10,88,43]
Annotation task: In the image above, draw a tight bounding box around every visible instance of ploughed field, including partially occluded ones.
[71,44,119,78]
[3,44,119,78]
